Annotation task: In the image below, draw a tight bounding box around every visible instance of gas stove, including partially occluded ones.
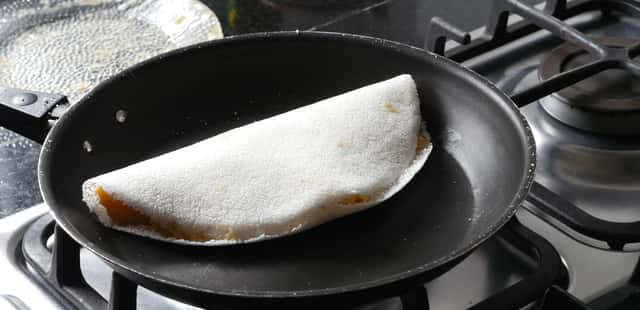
[1,0,640,309]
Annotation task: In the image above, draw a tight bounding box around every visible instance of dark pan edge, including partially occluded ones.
[38,30,536,299]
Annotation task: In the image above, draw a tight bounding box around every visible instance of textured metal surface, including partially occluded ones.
[0,0,222,104]
[0,0,222,219]
[0,131,41,218]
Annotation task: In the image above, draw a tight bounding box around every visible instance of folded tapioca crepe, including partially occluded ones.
[82,74,433,245]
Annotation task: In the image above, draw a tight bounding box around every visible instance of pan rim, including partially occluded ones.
[38,30,536,300]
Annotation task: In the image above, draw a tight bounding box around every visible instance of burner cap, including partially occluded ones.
[538,37,640,134]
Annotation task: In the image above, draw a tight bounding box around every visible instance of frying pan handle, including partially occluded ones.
[0,86,68,143]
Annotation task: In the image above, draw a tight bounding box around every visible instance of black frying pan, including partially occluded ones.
[10,32,535,308]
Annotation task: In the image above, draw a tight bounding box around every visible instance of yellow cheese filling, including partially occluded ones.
[96,187,212,242]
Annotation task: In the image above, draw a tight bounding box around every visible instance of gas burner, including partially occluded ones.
[426,0,640,251]
[497,65,640,250]
[497,65,640,251]
[539,37,640,134]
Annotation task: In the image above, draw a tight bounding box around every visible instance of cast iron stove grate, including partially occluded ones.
[427,0,640,252]
[21,215,570,310]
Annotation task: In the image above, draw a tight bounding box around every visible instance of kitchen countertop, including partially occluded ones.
[0,0,539,218]
[202,0,539,44]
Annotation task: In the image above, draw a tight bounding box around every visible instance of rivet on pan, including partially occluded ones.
[83,140,93,153]
[116,110,127,123]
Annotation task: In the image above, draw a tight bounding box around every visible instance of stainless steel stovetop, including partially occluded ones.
[1,0,640,309]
